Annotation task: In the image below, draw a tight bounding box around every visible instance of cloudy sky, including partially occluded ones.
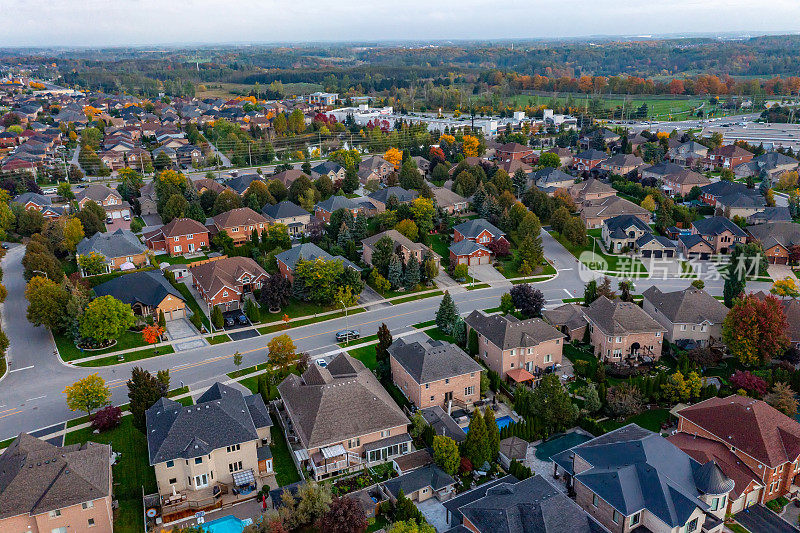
[2,0,800,47]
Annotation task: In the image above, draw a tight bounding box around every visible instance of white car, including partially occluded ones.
[315,358,327,368]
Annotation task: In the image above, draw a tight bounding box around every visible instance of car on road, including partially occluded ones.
[315,358,327,368]
[224,316,235,327]
[236,313,248,325]
[42,187,57,195]
[1,243,9,250]
[336,329,360,342]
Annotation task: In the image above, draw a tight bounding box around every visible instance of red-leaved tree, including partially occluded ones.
[91,405,122,432]
[730,370,768,397]
[488,238,511,257]
[320,496,367,533]
[142,324,164,345]
[722,293,789,366]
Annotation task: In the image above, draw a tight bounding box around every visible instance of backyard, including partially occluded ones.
[270,414,302,486]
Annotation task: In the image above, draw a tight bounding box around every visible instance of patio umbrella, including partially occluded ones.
[262,494,267,511]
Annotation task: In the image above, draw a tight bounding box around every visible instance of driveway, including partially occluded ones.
[469,264,510,285]
[768,263,795,281]
[105,217,131,232]
[416,498,450,532]
[358,285,391,310]
[141,214,163,227]
[166,318,208,351]
[735,505,799,532]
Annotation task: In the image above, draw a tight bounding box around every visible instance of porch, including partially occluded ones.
[156,469,264,523]
[308,445,363,479]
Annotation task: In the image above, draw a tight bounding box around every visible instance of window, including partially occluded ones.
[544,354,552,363]
[381,430,390,438]
[630,512,640,526]
[166,460,174,468]
[226,444,241,453]
[223,291,228,297]
[445,378,450,384]
[188,234,193,239]
[430,396,434,401]
[510,349,516,356]
[465,386,475,396]
[686,518,698,532]
[616,337,622,343]
[348,438,360,448]
[194,474,209,488]
[229,461,243,473]
[169,478,177,484]
[50,509,62,518]
[88,518,96,527]
[174,236,180,242]
[174,245,181,253]
[720,495,726,508]
[681,325,687,331]
[425,383,429,389]
[52,528,68,533]
[82,501,94,510]
[612,510,620,524]
[195,457,203,464]
[421,488,428,494]
[655,332,661,337]
[711,497,719,511]
[592,494,598,507]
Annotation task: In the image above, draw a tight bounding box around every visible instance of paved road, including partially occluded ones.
[0,231,772,442]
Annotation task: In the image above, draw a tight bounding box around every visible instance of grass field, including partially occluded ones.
[551,231,647,275]
[208,334,231,345]
[56,330,149,362]
[348,345,378,370]
[257,308,364,335]
[600,408,671,433]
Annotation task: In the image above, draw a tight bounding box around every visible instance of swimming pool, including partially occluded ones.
[464,415,513,433]
[200,515,250,533]
[534,432,593,461]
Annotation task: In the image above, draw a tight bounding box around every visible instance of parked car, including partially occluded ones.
[1,243,9,250]
[105,216,113,224]
[224,316,235,327]
[236,313,248,325]
[336,329,360,342]
[123,214,131,221]
[315,358,327,368]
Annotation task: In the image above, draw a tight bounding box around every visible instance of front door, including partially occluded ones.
[195,474,209,488]
[444,391,453,402]
[188,243,195,253]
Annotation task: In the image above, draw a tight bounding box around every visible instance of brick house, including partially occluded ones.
[572,149,608,171]
[704,145,754,169]
[275,242,361,283]
[495,142,534,162]
[75,184,132,221]
[671,396,800,510]
[359,155,393,183]
[0,434,114,533]
[598,153,644,176]
[93,270,187,321]
[432,186,468,214]
[568,178,616,204]
[388,338,483,410]
[12,191,66,218]
[189,256,268,311]
[362,229,439,270]
[641,287,728,347]
[261,201,311,238]
[310,161,345,182]
[583,296,665,364]
[746,221,800,264]
[367,186,418,213]
[210,207,269,246]
[144,217,209,256]
[449,239,492,266]
[452,218,507,247]
[76,229,149,275]
[464,310,564,384]
[688,216,746,255]
[277,354,411,480]
[314,195,366,223]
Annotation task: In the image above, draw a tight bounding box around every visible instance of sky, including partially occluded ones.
[2,0,800,47]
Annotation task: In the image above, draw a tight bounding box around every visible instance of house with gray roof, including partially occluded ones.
[145,382,273,513]
[420,405,467,443]
[532,166,575,193]
[465,310,564,383]
[734,151,798,181]
[310,160,345,181]
[552,424,732,533]
[688,216,746,255]
[601,214,651,253]
[747,221,800,264]
[453,218,507,246]
[261,201,311,237]
[93,269,187,321]
[0,433,114,533]
[76,228,148,275]
[224,173,265,195]
[367,186,418,212]
[380,464,457,503]
[275,242,360,282]
[12,191,66,218]
[313,194,365,222]
[642,287,728,348]
[389,338,483,410]
[583,296,666,364]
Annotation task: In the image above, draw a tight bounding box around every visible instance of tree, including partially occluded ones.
[722,293,789,366]
[320,496,367,533]
[500,292,515,315]
[462,135,481,158]
[376,323,393,364]
[79,295,136,344]
[436,291,459,335]
[77,200,105,236]
[387,520,435,533]
[127,366,169,431]
[399,158,423,190]
[640,195,657,212]
[730,370,768,396]
[395,219,419,241]
[765,382,798,417]
[294,482,332,528]
[213,190,242,215]
[517,234,543,269]
[370,270,390,294]
[64,374,111,416]
[484,407,500,460]
[388,254,403,289]
[464,409,489,468]
[57,181,75,201]
[597,276,616,300]
[78,251,108,276]
[583,279,599,305]
[582,382,601,414]
[233,351,243,375]
[723,274,747,308]
[521,374,577,433]
[91,405,122,432]
[260,275,291,311]
[691,279,705,290]
[369,236,395,276]
[63,216,85,253]
[772,277,800,299]
[342,167,360,194]
[142,324,164,344]
[384,147,402,170]
[606,383,643,419]
[404,255,421,290]
[509,284,545,318]
[268,334,297,369]
[538,152,561,169]
[25,276,69,332]
[335,285,359,308]
[512,168,528,197]
[211,305,224,329]
[618,280,635,302]
[432,435,460,476]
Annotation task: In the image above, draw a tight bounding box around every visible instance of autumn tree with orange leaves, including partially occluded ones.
[384,147,402,170]
[142,325,164,345]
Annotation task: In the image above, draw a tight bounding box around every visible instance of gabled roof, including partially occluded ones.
[570,178,615,199]
[362,229,430,255]
[542,303,588,332]
[431,186,467,208]
[147,217,208,240]
[388,338,482,385]
[277,353,408,449]
[604,214,650,234]
[93,270,184,309]
[212,207,268,229]
[575,149,608,160]
[76,228,146,259]
[600,153,644,168]
[75,183,120,204]
[359,155,391,170]
[453,218,505,240]
[643,161,686,176]
[679,233,714,251]
[747,221,800,250]
[677,396,800,469]
[583,296,666,336]
[710,145,752,158]
[642,287,728,325]
[275,242,360,272]
[533,167,574,187]
[580,195,649,220]
[311,161,343,174]
[145,382,271,465]
[225,173,265,195]
[0,434,111,519]
[382,464,456,499]
[13,191,51,206]
[368,186,418,205]
[700,180,759,199]
[189,256,268,297]
[262,200,309,220]
[420,406,467,443]
[315,195,361,213]
[449,239,490,257]
[465,310,564,350]
[691,216,747,238]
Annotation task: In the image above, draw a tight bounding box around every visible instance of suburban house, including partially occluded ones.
[388,338,483,410]
[210,207,269,246]
[138,182,159,215]
[569,178,616,204]
[314,195,364,223]
[715,191,767,219]
[93,270,187,321]
[0,433,113,533]
[277,353,411,480]
[669,141,709,166]
[579,195,651,229]
[641,162,711,196]
[367,186,418,213]
[641,287,728,347]
[601,214,651,253]
[704,144,754,169]
[543,303,589,342]
[362,229,439,269]
[572,149,609,171]
[144,217,209,256]
[747,206,792,225]
[275,242,360,283]
[598,153,644,176]
[271,169,308,189]
[580,129,620,150]
[553,424,732,533]
[359,155,393,184]
[746,221,800,264]
[671,395,800,509]
[495,142,534,162]
[733,151,798,181]
[546,147,574,167]
[145,383,273,518]
[449,239,493,266]
[261,201,311,238]
[310,161,345,182]
[687,216,747,255]
[698,181,762,212]
[380,464,457,504]
[76,229,149,275]
[464,310,565,385]
[189,256,269,311]
[583,296,666,364]
[12,191,66,218]
[444,475,607,533]
[431,186,468,214]
[452,218,507,247]
[224,173,265,196]
[76,183,132,221]
[641,161,686,182]
[532,167,575,194]
[678,233,717,260]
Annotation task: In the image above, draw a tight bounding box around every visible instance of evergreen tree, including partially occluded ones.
[435,290,459,335]
[388,254,403,289]
[583,279,599,305]
[337,223,352,249]
[342,168,360,194]
[518,234,544,268]
[484,407,500,460]
[127,366,168,431]
[723,275,746,308]
[352,212,368,241]
[404,255,420,290]
[464,409,489,467]
[512,168,528,197]
[452,316,467,347]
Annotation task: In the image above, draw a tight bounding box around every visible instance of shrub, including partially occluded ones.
[730,370,768,397]
[91,405,122,432]
[211,305,223,329]
[453,263,469,280]
[190,312,203,331]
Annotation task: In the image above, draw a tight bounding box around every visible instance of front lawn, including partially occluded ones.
[257,308,364,335]
[172,281,211,330]
[348,345,378,370]
[56,330,150,363]
[208,334,231,345]
[550,231,647,275]
[64,416,155,533]
[600,408,671,433]
[76,345,175,367]
[390,290,444,304]
[429,234,450,266]
[338,333,378,348]
[156,253,209,265]
[270,414,302,487]
[425,327,456,344]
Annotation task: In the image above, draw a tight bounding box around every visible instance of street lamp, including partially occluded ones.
[340,299,349,341]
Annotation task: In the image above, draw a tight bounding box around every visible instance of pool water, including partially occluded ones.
[200,515,246,533]
[534,432,593,461]
[464,415,514,433]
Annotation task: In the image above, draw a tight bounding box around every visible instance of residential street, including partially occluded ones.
[0,231,773,442]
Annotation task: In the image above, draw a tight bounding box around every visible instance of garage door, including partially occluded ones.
[653,250,663,259]
[168,308,186,320]
[642,250,652,258]
[112,211,121,219]
[664,250,674,258]
[700,253,710,260]
[121,208,130,217]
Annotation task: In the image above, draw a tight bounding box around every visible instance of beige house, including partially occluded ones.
[580,195,651,229]
[145,383,273,519]
[277,353,411,480]
[388,338,483,410]
[569,178,616,204]
[0,433,114,533]
[362,229,440,270]
[464,310,564,385]
[262,201,311,238]
[431,186,468,214]
[642,287,728,347]
[583,296,666,364]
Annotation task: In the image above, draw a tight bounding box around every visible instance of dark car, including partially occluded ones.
[224,316,235,327]
[336,329,360,342]
[0,243,9,250]
[236,313,248,325]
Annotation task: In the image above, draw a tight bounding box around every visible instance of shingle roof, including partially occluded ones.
[643,161,687,176]
[225,173,265,195]
[453,218,505,240]
[311,161,343,175]
[747,221,800,250]
[542,303,588,332]
[580,195,650,220]
[145,382,271,465]
[362,229,429,255]
[262,200,309,221]
[388,338,482,385]
[679,233,713,251]
[604,214,650,234]
[465,310,564,350]
[212,207,268,229]
[575,149,608,160]
[75,183,120,204]
[583,296,666,336]
[277,353,409,449]
[315,195,361,213]
[420,406,467,442]
[449,239,490,257]
[432,186,467,208]
[93,270,184,309]
[189,256,268,297]
[76,228,146,259]
[382,464,456,499]
[368,186,419,205]
[642,287,728,326]
[150,217,208,239]
[533,167,574,187]
[0,434,111,519]
[13,191,51,206]
[691,216,747,238]
[275,242,360,272]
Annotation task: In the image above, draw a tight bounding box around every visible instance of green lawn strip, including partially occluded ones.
[348,345,378,370]
[563,344,598,376]
[429,234,451,266]
[483,306,502,314]
[171,281,211,330]
[390,290,443,304]
[227,362,271,380]
[56,330,151,363]
[257,308,365,335]
[412,319,437,329]
[75,345,175,367]
[424,328,456,343]
[600,408,671,433]
[208,334,231,345]
[550,231,647,274]
[270,413,302,486]
[156,254,209,265]
[726,524,750,533]
[64,416,156,533]
[467,283,491,290]
[379,284,441,300]
[338,333,378,348]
